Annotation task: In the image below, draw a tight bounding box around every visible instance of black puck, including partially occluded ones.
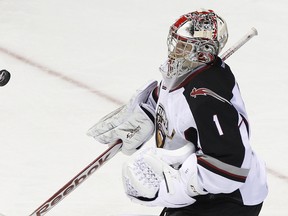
[0,70,11,86]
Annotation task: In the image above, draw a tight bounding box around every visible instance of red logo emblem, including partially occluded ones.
[190,88,231,104]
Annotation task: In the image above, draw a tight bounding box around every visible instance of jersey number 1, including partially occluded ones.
[213,114,224,136]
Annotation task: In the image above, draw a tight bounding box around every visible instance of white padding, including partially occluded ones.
[179,154,208,197]
[122,147,196,208]
[87,80,158,155]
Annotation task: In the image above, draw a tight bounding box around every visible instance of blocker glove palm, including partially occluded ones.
[87,80,158,155]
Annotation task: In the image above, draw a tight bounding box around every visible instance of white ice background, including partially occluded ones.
[0,0,287,215]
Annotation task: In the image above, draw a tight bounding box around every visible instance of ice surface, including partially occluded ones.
[0,0,287,215]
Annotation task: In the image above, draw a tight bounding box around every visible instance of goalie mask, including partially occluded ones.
[160,9,228,90]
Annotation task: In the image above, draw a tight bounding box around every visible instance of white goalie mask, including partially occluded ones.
[160,9,228,90]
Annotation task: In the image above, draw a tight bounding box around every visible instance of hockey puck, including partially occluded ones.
[0,69,11,86]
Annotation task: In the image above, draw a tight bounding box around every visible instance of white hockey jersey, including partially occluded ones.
[154,57,268,206]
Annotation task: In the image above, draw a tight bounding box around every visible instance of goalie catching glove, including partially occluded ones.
[87,80,158,155]
[122,145,207,208]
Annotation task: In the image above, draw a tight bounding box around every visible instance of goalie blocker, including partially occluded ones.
[87,80,158,155]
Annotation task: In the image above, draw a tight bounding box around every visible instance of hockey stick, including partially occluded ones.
[220,27,258,61]
[29,140,122,216]
[28,27,258,216]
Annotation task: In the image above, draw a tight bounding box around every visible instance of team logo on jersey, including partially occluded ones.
[156,104,175,148]
[190,87,231,104]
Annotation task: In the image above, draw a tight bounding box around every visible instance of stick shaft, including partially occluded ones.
[29,141,122,216]
[220,27,258,61]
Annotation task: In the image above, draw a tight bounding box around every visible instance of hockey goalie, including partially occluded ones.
[87,9,268,216]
